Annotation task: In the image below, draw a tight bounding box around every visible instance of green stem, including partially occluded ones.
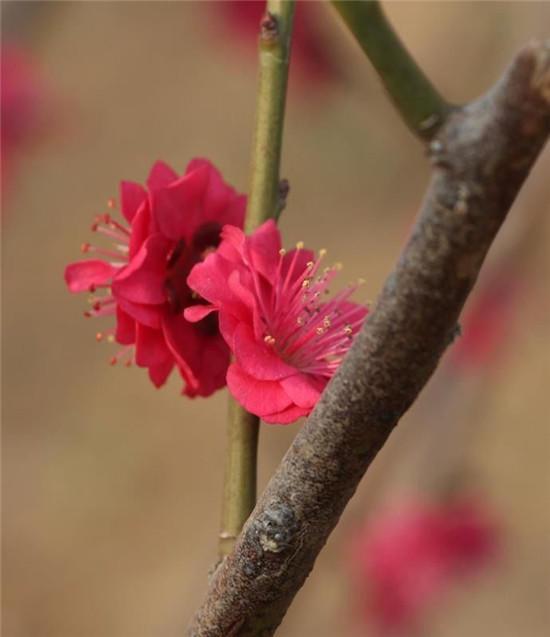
[219,0,295,558]
[332,0,449,139]
[247,0,296,230]
[219,402,260,557]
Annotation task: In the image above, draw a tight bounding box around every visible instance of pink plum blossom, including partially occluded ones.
[351,495,500,635]
[65,159,246,396]
[186,220,368,423]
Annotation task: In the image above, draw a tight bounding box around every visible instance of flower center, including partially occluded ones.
[164,222,222,335]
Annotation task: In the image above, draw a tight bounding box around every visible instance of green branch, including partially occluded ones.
[219,0,295,558]
[332,0,449,139]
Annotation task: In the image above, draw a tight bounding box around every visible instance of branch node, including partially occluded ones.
[254,502,299,555]
[260,11,279,46]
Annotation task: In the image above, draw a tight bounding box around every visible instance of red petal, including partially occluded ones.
[151,166,209,241]
[149,359,174,387]
[227,363,292,416]
[233,323,296,381]
[115,306,135,345]
[129,202,152,258]
[180,332,230,397]
[245,219,281,281]
[262,404,310,425]
[113,234,169,305]
[64,260,116,292]
[279,373,322,409]
[162,313,200,392]
[135,323,172,367]
[164,314,228,397]
[185,159,246,231]
[120,180,147,223]
[147,160,178,191]
[117,298,162,329]
[184,304,217,323]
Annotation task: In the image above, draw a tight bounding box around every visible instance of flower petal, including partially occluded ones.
[120,180,147,223]
[262,404,310,425]
[184,304,217,323]
[128,202,152,258]
[279,373,322,409]
[117,298,161,329]
[163,313,229,397]
[227,363,292,416]
[147,160,178,191]
[151,165,209,241]
[245,219,281,281]
[113,234,169,305]
[64,260,116,292]
[135,323,172,367]
[149,359,174,387]
[233,323,296,381]
[115,306,135,345]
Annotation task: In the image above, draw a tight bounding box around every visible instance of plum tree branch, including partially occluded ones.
[191,39,550,637]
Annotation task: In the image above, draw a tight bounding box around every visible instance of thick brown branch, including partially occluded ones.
[188,40,550,637]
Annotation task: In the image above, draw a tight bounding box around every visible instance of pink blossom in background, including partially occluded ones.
[213,1,339,89]
[186,220,368,423]
[65,159,246,396]
[1,43,50,198]
[448,268,522,373]
[351,495,500,635]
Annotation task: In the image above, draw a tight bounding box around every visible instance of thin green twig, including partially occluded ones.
[332,0,449,139]
[219,0,295,558]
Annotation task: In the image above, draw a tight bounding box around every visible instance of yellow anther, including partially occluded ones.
[302,279,311,289]
[318,248,327,258]
[264,335,276,345]
[107,335,115,343]
[344,325,353,335]
[333,262,343,271]
[306,261,314,270]
[279,248,286,256]
[296,241,304,250]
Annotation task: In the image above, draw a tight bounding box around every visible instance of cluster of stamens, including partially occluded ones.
[80,199,134,367]
[251,242,367,377]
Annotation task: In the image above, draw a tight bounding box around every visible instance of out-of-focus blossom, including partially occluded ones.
[351,495,499,635]
[448,268,522,373]
[212,1,339,89]
[186,220,368,423]
[65,159,246,396]
[1,43,50,198]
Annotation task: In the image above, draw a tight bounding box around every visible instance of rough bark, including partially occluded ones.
[188,40,550,637]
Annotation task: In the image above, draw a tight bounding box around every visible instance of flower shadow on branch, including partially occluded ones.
[188,40,550,637]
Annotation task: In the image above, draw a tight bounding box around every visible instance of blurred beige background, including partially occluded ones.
[2,2,549,636]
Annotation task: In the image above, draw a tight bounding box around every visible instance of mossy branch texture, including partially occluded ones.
[220,0,295,558]
[332,0,450,139]
[191,40,550,636]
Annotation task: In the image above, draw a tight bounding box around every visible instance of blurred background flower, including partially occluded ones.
[207,0,341,92]
[351,493,500,636]
[1,42,53,204]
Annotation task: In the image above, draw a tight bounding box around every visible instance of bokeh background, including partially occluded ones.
[2,2,549,636]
